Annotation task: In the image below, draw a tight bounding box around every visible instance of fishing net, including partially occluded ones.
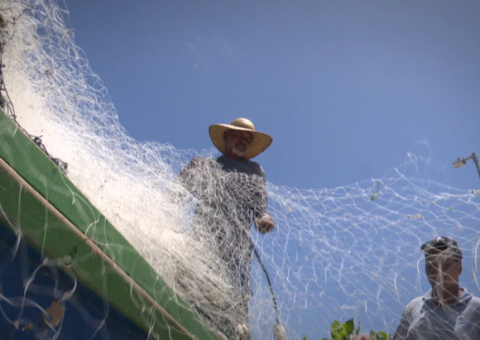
[1,1,479,339]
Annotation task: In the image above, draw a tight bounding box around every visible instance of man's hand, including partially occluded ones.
[254,214,274,234]
[179,157,204,178]
[186,157,202,170]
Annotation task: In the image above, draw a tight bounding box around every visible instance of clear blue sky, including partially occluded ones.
[63,1,480,338]
[65,0,480,191]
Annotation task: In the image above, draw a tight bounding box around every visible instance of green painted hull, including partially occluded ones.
[0,109,218,340]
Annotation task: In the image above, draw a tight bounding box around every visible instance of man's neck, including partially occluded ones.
[432,286,462,306]
[223,151,248,161]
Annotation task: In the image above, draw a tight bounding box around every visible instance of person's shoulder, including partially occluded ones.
[246,159,261,168]
[467,294,480,308]
[246,159,260,166]
[404,295,425,311]
[246,159,265,176]
[462,294,480,320]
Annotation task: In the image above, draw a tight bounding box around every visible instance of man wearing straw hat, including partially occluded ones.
[355,236,480,340]
[180,118,275,339]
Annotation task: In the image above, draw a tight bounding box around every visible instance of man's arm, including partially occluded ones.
[177,156,205,194]
[172,156,209,207]
[252,166,274,234]
[179,157,202,179]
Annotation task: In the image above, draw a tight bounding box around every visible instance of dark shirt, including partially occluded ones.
[179,155,269,286]
[215,155,268,219]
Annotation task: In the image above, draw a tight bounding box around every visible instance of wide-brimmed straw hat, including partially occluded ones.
[209,118,273,160]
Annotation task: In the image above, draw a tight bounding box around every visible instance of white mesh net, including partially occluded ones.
[1,1,479,339]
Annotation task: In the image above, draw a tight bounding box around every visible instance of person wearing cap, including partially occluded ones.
[355,236,480,340]
[179,118,275,339]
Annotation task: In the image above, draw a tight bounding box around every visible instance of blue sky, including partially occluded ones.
[65,0,480,191]
[62,1,480,337]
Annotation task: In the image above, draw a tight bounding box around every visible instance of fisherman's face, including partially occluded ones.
[224,130,253,157]
[425,250,462,290]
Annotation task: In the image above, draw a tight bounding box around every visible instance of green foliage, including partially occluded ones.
[370,181,381,201]
[368,331,391,340]
[330,318,354,340]
[302,318,391,340]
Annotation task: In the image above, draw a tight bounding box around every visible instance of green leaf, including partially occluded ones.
[320,317,391,340]
[377,331,389,340]
[344,318,355,335]
[355,321,361,336]
[331,320,347,340]
[370,181,381,201]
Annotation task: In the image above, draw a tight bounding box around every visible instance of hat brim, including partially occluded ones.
[209,124,273,160]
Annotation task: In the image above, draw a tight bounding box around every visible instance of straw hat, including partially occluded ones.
[209,118,273,159]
